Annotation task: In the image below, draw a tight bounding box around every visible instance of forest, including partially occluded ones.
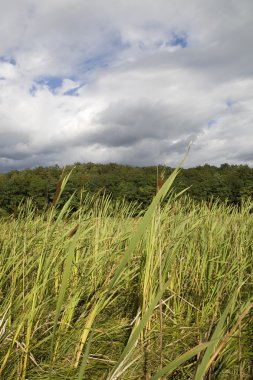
[0,162,253,215]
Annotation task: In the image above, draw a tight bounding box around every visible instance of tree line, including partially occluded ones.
[0,162,253,215]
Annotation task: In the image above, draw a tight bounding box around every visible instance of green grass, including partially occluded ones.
[0,170,252,379]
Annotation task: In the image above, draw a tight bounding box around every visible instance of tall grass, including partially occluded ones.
[0,172,252,379]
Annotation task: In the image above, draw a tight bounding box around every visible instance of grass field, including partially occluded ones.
[0,169,252,379]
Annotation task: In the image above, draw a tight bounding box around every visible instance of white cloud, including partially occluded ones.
[0,0,253,170]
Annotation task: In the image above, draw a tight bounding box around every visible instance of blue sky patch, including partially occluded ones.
[29,84,36,96]
[36,76,63,92]
[226,98,238,107]
[110,30,131,50]
[30,77,82,96]
[0,56,16,65]
[81,53,110,72]
[168,32,188,48]
[63,86,80,96]
[29,84,38,96]
[207,119,217,128]
[79,31,130,74]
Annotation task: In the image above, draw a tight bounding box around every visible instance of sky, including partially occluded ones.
[0,0,253,172]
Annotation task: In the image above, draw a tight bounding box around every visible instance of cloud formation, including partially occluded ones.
[0,0,253,171]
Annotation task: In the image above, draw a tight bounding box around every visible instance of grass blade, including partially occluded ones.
[151,342,211,380]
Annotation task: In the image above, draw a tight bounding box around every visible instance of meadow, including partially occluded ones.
[0,168,252,379]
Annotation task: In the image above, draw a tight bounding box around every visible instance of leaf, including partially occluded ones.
[194,296,235,380]
[151,342,211,380]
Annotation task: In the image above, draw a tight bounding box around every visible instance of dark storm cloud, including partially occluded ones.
[231,151,253,162]
[0,130,28,148]
[87,101,199,148]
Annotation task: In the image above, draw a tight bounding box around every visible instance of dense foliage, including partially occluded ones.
[1,162,253,214]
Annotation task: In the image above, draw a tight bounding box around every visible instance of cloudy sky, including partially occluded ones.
[0,0,253,171]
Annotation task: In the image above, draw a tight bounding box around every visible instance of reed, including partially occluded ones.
[0,168,252,379]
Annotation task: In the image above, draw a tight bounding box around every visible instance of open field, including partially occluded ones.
[0,170,252,379]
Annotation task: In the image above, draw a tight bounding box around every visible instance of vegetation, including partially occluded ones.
[0,168,252,379]
[1,162,253,214]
